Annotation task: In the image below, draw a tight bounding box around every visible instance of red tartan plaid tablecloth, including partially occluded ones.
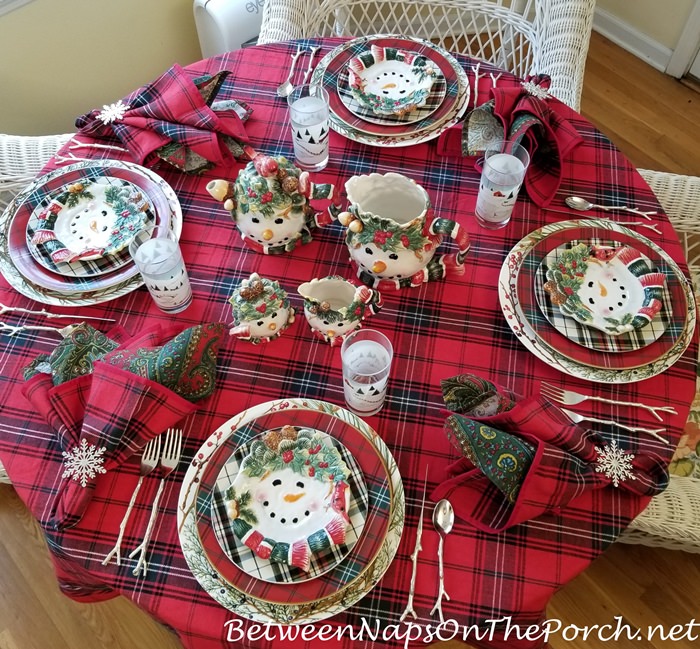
[0,39,697,649]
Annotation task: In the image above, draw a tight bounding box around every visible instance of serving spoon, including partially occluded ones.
[565,196,656,220]
[429,498,454,622]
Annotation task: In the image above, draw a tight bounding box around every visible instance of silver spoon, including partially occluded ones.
[276,45,307,98]
[429,498,454,622]
[565,196,656,220]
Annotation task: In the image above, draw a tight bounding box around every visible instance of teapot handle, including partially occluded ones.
[429,218,471,274]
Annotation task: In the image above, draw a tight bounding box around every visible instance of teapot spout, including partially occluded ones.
[206,179,236,213]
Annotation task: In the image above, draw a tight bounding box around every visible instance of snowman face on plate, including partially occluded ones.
[234,467,335,544]
[577,265,639,318]
[238,210,306,248]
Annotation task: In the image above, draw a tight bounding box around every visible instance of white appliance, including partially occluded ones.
[193,0,264,58]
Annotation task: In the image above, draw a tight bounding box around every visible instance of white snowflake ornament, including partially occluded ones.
[97,99,130,124]
[62,438,107,487]
[521,80,551,101]
[595,440,636,488]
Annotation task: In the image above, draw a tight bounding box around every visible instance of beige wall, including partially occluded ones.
[597,0,695,50]
[0,0,202,135]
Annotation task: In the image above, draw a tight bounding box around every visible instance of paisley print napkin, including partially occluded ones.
[432,373,669,532]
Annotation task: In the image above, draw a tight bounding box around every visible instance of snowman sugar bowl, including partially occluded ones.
[206,149,337,255]
[228,273,295,343]
[297,275,383,346]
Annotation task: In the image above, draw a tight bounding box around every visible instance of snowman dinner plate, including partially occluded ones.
[26,176,150,266]
[178,398,404,625]
[311,35,469,147]
[0,159,182,304]
[534,243,671,354]
[346,45,439,117]
[210,426,368,584]
[499,219,695,383]
[540,242,666,336]
[337,64,446,128]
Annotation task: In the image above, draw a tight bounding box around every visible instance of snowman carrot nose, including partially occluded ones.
[268,322,277,331]
[372,260,387,273]
[262,229,274,241]
[284,493,304,502]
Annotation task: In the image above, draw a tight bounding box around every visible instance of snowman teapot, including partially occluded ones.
[334,173,471,290]
[206,148,337,254]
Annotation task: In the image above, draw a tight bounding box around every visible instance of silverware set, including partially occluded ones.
[103,428,183,575]
[400,471,454,623]
[541,382,675,444]
[276,44,321,97]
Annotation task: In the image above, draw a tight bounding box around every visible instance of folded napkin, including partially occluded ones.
[22,321,226,529]
[437,75,583,207]
[75,64,252,173]
[431,374,669,532]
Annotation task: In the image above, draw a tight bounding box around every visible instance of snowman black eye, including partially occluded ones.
[389,253,399,260]
[364,247,373,255]
[263,500,269,507]
[271,312,278,318]
[275,218,284,224]
[257,320,264,326]
[272,479,282,486]
[338,322,344,327]
[296,481,304,488]
[252,217,260,223]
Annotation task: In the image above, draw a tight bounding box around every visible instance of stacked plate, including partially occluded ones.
[498,219,697,383]
[311,35,470,147]
[0,160,182,306]
[177,398,404,624]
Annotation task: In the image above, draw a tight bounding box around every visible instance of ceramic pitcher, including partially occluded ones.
[297,275,382,346]
[334,172,471,289]
[206,149,337,254]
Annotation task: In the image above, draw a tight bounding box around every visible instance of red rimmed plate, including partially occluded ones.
[177,399,404,624]
[3,160,181,296]
[516,226,686,371]
[499,219,696,383]
[311,35,469,146]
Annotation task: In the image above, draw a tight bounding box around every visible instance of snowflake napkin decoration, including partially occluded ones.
[62,438,107,488]
[595,440,636,488]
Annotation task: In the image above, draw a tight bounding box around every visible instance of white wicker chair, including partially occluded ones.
[616,169,700,553]
[0,133,73,214]
[258,0,596,110]
[0,133,73,485]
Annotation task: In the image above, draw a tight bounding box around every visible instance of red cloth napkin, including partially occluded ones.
[436,75,583,207]
[75,64,250,172]
[431,374,669,532]
[21,322,226,529]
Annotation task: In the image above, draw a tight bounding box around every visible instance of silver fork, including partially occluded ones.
[102,436,161,566]
[559,407,669,445]
[129,428,183,576]
[540,383,677,422]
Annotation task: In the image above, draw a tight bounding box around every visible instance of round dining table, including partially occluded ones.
[0,37,696,649]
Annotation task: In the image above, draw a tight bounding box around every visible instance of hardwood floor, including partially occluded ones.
[1,32,699,649]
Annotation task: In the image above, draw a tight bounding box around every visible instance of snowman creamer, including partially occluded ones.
[228,273,295,343]
[206,151,336,254]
